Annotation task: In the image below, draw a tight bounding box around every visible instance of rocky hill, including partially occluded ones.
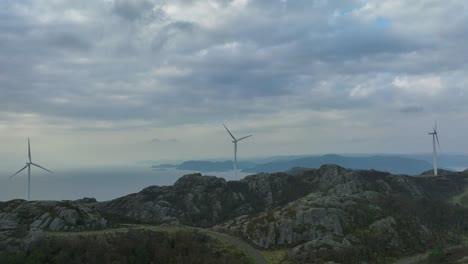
[96,165,468,262]
[1,165,468,263]
[98,165,467,226]
[0,200,107,253]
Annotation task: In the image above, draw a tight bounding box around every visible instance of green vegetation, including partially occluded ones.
[427,248,448,264]
[366,207,382,222]
[1,229,255,264]
[459,193,468,208]
[379,194,468,233]
[259,249,292,264]
[450,187,468,208]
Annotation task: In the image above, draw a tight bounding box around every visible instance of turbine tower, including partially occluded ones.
[223,124,252,179]
[428,122,441,176]
[10,138,53,200]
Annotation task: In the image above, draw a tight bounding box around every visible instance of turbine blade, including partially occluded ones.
[10,164,29,179]
[31,163,53,174]
[223,124,236,141]
[435,133,441,151]
[28,138,31,162]
[237,135,252,141]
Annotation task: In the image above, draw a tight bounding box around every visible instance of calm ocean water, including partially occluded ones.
[2,166,465,202]
[0,167,249,202]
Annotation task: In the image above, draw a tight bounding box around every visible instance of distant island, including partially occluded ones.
[242,154,434,175]
[152,160,255,172]
[152,154,435,175]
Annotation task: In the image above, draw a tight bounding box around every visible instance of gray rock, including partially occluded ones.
[22,229,46,251]
[0,199,107,252]
[48,217,65,231]
[369,217,400,248]
[75,197,97,203]
[59,208,80,225]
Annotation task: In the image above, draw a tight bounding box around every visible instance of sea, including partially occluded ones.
[1,165,465,202]
[0,167,249,202]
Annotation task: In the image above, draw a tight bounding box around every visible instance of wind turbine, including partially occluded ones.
[428,122,441,176]
[10,138,53,200]
[223,124,252,179]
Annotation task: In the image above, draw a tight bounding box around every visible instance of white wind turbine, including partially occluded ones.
[428,122,441,176]
[223,124,252,179]
[10,138,53,200]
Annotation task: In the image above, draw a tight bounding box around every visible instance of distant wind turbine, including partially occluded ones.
[223,124,252,179]
[10,138,53,200]
[428,122,441,176]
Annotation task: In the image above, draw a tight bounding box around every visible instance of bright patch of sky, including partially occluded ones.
[374,16,390,27]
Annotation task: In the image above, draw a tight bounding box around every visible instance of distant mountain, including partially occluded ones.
[242,154,433,175]
[152,163,177,169]
[152,160,255,172]
[400,153,468,171]
[151,154,434,175]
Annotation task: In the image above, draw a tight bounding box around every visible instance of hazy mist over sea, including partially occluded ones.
[0,167,248,202]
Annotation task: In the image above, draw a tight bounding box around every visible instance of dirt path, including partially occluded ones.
[46,225,268,264]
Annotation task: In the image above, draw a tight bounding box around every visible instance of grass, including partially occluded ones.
[7,226,257,264]
[46,223,192,238]
[450,187,468,208]
[46,224,260,263]
[259,249,292,264]
[393,236,468,264]
[460,194,468,207]
[215,238,257,264]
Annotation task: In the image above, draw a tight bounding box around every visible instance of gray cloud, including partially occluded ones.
[399,106,424,114]
[1,0,468,165]
[47,32,92,51]
[113,0,155,21]
[151,138,179,143]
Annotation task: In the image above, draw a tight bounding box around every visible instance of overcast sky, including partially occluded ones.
[1,0,468,169]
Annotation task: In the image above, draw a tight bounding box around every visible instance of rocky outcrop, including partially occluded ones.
[217,192,353,248]
[215,190,440,263]
[97,165,468,228]
[97,173,268,226]
[74,197,97,203]
[213,166,468,263]
[0,200,106,253]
